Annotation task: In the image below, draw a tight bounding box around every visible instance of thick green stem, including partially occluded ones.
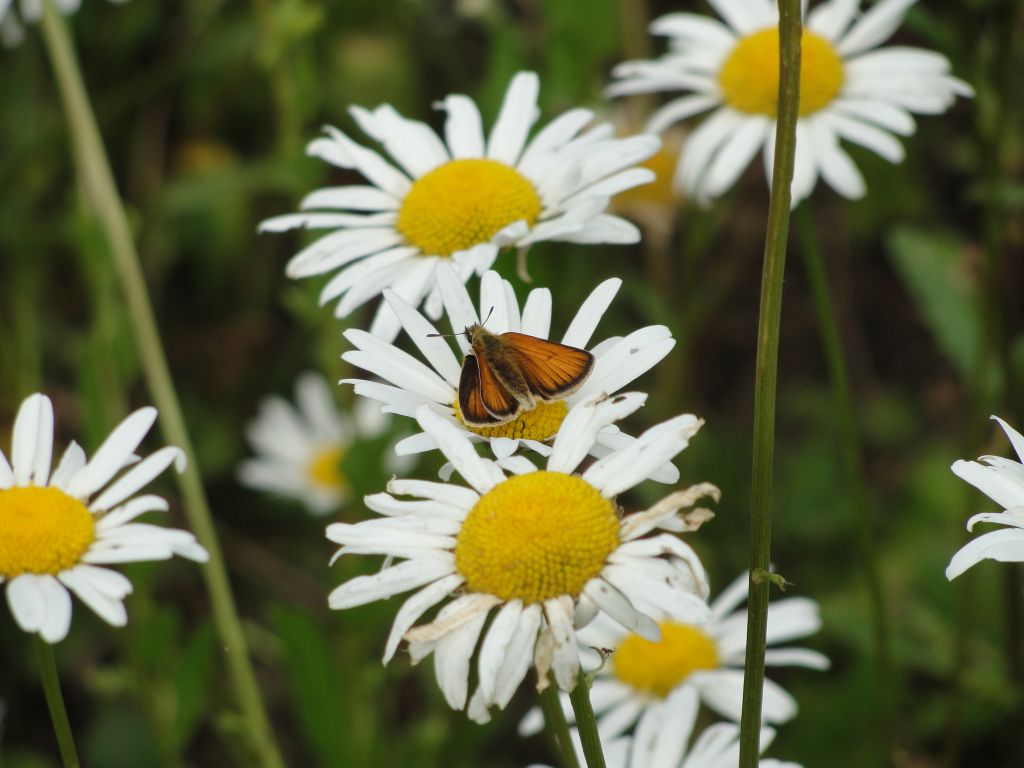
[797,206,893,758]
[35,638,80,768]
[737,1,801,765]
[568,672,606,768]
[38,5,284,767]
[539,679,580,768]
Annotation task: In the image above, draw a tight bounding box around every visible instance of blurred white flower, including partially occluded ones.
[947,417,1024,579]
[608,0,972,205]
[0,394,207,644]
[239,372,404,516]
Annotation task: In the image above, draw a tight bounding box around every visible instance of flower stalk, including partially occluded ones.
[540,677,581,768]
[797,206,892,758]
[568,671,606,768]
[35,638,80,768]
[737,0,801,764]
[38,4,283,767]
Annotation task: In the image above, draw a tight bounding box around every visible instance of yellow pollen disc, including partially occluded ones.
[308,446,347,491]
[452,399,568,441]
[454,471,620,604]
[615,142,680,209]
[0,486,96,578]
[397,159,542,256]
[718,28,844,117]
[613,621,720,698]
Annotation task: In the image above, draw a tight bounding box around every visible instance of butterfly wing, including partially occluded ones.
[499,332,595,401]
[459,354,521,426]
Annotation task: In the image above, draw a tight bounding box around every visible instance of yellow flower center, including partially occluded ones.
[614,140,680,209]
[308,446,347,491]
[396,159,542,256]
[0,486,96,578]
[718,28,844,117]
[454,471,619,604]
[452,399,568,441]
[612,621,720,698]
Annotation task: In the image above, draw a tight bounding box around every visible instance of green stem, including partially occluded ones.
[539,678,580,768]
[796,206,893,758]
[568,671,605,768]
[737,0,801,765]
[38,5,284,768]
[35,638,80,768]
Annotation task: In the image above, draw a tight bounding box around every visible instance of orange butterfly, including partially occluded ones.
[457,324,594,427]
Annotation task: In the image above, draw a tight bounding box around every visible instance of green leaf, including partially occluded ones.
[887,226,982,380]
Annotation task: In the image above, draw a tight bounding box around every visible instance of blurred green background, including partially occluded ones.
[0,0,1021,766]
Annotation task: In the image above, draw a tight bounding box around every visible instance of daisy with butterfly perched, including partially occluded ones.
[342,263,682,477]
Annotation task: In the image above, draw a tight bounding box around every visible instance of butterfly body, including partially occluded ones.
[458,324,594,427]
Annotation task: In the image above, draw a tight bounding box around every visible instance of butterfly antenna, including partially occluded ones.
[481,306,495,326]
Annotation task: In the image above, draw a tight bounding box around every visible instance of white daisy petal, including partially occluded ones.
[548,393,648,475]
[7,574,48,633]
[584,414,703,498]
[415,406,505,494]
[562,278,622,348]
[544,595,580,691]
[494,603,544,708]
[384,290,463,384]
[947,528,1024,580]
[327,557,455,609]
[38,577,73,644]
[66,407,158,500]
[440,94,486,158]
[476,599,525,703]
[58,567,129,627]
[836,0,917,57]
[488,71,540,165]
[49,441,87,491]
[520,287,553,338]
[90,447,184,512]
[584,579,659,641]
[433,602,492,709]
[383,573,464,663]
[806,0,861,41]
[11,393,48,486]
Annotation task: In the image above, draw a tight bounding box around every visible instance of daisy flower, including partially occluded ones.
[607,0,973,205]
[326,395,718,722]
[238,372,406,516]
[1,0,127,47]
[343,263,679,481]
[259,71,659,340]
[946,417,1024,579]
[0,394,207,643]
[521,571,827,741]
[530,710,798,768]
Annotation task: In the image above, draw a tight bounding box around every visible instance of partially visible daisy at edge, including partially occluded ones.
[326,394,718,722]
[238,372,410,516]
[946,417,1024,579]
[1,0,128,47]
[521,571,827,741]
[607,0,973,205]
[342,263,679,480]
[0,394,207,643]
[260,71,660,341]
[529,706,799,768]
